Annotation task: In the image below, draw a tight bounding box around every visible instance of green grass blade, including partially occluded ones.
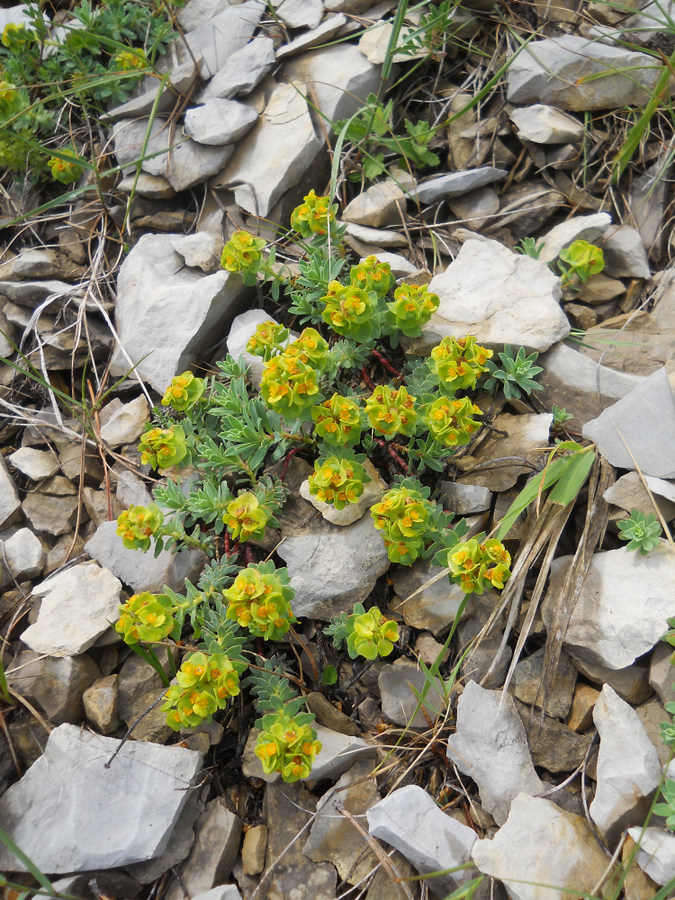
[0,829,57,894]
[495,457,569,540]
[0,655,11,705]
[548,449,595,505]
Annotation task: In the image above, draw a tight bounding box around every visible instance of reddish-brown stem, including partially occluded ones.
[280,446,302,480]
[361,366,376,390]
[372,348,404,382]
[244,544,255,565]
[374,438,409,473]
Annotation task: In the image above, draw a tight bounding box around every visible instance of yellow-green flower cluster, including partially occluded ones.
[371,485,432,565]
[308,454,368,509]
[349,256,394,298]
[446,538,511,595]
[365,384,418,437]
[221,230,266,274]
[161,371,205,411]
[139,425,187,469]
[1,23,32,51]
[428,336,492,391]
[346,606,398,660]
[246,320,290,360]
[260,329,328,419]
[115,49,148,70]
[116,591,175,644]
[290,190,335,238]
[386,283,439,338]
[223,491,272,542]
[116,503,164,551]
[425,396,482,448]
[320,280,379,343]
[255,712,322,782]
[48,148,83,185]
[312,393,362,446]
[223,563,295,640]
[162,651,241,730]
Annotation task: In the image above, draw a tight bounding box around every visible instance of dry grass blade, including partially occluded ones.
[535,456,614,722]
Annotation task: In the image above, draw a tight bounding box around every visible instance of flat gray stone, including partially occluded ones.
[0,456,21,527]
[85,520,205,593]
[0,528,45,587]
[183,2,265,77]
[590,685,662,843]
[276,514,390,619]
[213,82,323,217]
[8,447,60,480]
[426,238,569,352]
[509,104,584,144]
[447,681,544,825]
[627,827,675,885]
[367,784,477,898]
[184,99,258,146]
[21,562,122,657]
[109,233,249,392]
[22,492,78,536]
[7,649,100,724]
[277,0,324,29]
[472,794,609,900]
[603,471,675,520]
[414,167,507,204]
[276,14,346,59]
[599,224,651,278]
[344,222,408,247]
[390,559,472,636]
[542,545,675,670]
[99,395,149,448]
[197,37,276,102]
[506,35,661,111]
[537,212,612,264]
[511,646,577,719]
[379,662,447,728]
[342,180,407,228]
[583,366,675,478]
[438,482,492,515]
[0,723,203,873]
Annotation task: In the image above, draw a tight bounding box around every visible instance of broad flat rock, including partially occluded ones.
[582,366,675,478]
[197,37,275,102]
[109,233,249,392]
[426,238,569,352]
[342,180,407,228]
[414,167,507,204]
[213,82,323,217]
[379,662,447,728]
[184,99,259,146]
[8,650,100,724]
[590,685,662,843]
[276,514,390,619]
[21,562,121,657]
[506,35,660,111]
[537,212,612,264]
[390,558,472,636]
[627,827,675,885]
[0,528,45,587]
[0,723,203,873]
[8,447,59,479]
[508,104,584,144]
[367,784,477,898]
[511,645,577,718]
[447,681,544,825]
[472,793,609,900]
[276,15,347,60]
[542,545,675,669]
[603,470,675,520]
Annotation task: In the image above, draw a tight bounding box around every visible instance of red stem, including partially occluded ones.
[361,366,376,390]
[280,446,302,480]
[244,544,255,565]
[372,348,404,382]
[374,438,409,473]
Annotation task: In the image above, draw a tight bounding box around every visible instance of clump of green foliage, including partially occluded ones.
[484,345,543,401]
[557,240,605,290]
[0,0,183,181]
[617,509,663,554]
[113,190,518,782]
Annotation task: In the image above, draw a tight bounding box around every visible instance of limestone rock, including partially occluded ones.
[0,457,21,527]
[390,558,472,636]
[226,309,292,388]
[590,685,662,843]
[603,471,675,521]
[537,212,612,264]
[599,224,651,279]
[627,827,675,885]
[311,724,378,781]
[542,545,675,669]
[171,232,223,273]
[447,681,544,825]
[213,82,323,217]
[506,36,660,111]
[83,674,119,734]
[649,640,675,706]
[276,514,390,619]
[182,2,265,78]
[300,459,386,526]
[276,14,346,60]
[511,646,577,718]
[277,0,324,29]
[426,238,569,352]
[571,657,652,705]
[241,825,267,876]
[0,723,203,873]
[342,180,407,228]
[304,760,380,883]
[109,233,249,392]
[85,520,205,593]
[197,37,275,102]
[367,784,477,898]
[22,492,78,536]
[508,104,584,143]
[184,99,259,146]
[21,562,121,657]
[472,793,609,900]
[415,167,507,204]
[8,447,59,480]
[7,649,101,724]
[515,702,591,773]
[99,396,149,449]
[567,684,600,732]
[583,367,675,478]
[438,482,492,515]
[379,662,447,728]
[0,528,45,587]
[344,222,407,247]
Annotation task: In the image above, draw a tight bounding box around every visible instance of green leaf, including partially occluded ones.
[495,456,570,540]
[0,655,12,705]
[321,665,338,686]
[548,449,595,505]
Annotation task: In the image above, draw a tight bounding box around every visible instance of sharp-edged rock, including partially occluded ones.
[582,366,675,478]
[603,471,675,521]
[7,649,101,724]
[471,793,609,900]
[0,456,21,528]
[389,558,473,636]
[537,212,612,264]
[599,224,651,279]
[425,238,569,352]
[20,562,121,657]
[300,459,386,526]
[508,104,584,144]
[276,14,347,60]
[511,646,577,718]
[83,674,119,734]
[109,232,249,392]
[627,827,675,885]
[506,35,660,110]
[99,396,149,449]
[8,447,59,480]
[197,37,276,102]
[0,528,45,587]
[414,167,507,204]
[0,723,203,873]
[277,0,325,29]
[447,681,544,825]
[184,99,259,146]
[366,784,477,898]
[378,662,447,728]
[342,179,407,228]
[276,514,390,619]
[590,685,662,843]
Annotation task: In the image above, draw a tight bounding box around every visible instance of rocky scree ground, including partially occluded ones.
[1,1,675,899]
